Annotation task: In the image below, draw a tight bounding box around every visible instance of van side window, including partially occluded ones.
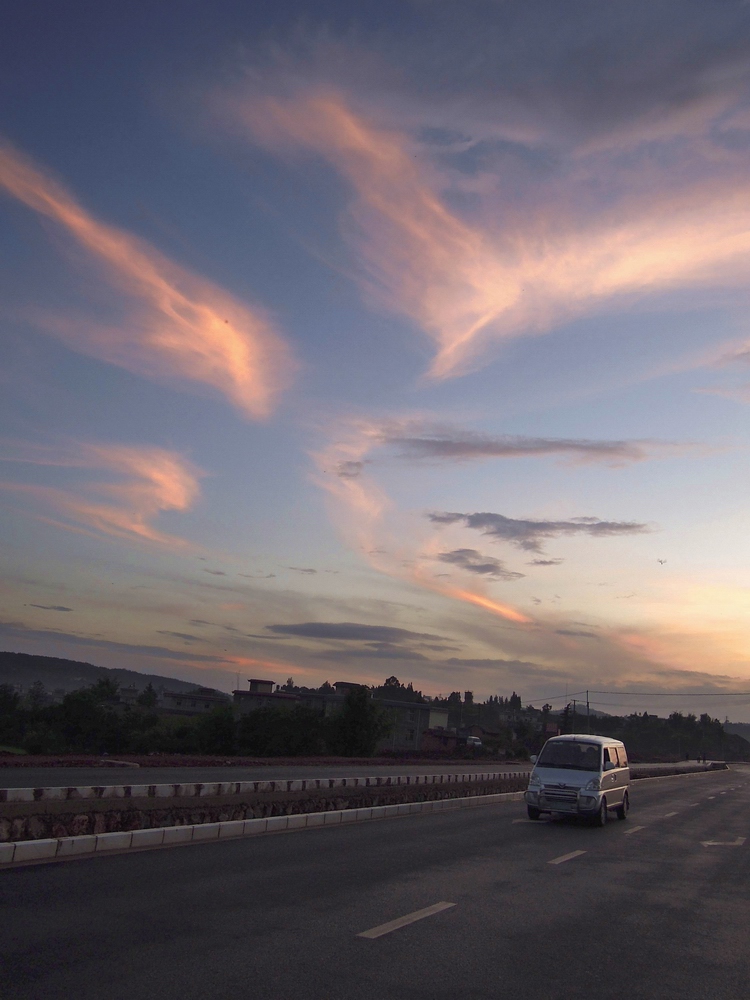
[605,747,618,766]
[618,747,628,767]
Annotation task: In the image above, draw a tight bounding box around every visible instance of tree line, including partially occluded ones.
[0,682,392,758]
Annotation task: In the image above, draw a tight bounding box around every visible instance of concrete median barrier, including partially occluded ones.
[0,788,526,868]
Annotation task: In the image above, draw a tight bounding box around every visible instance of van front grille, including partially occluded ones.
[541,788,578,802]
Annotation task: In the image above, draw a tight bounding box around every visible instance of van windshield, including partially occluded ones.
[537,741,601,771]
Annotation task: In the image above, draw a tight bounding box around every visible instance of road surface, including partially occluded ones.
[3,765,748,999]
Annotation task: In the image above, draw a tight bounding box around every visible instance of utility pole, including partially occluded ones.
[586,690,590,733]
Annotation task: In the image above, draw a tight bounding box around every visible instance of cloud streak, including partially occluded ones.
[437,548,524,581]
[266,621,444,642]
[367,420,686,467]
[0,440,202,547]
[429,511,651,553]
[0,139,296,418]
[228,90,750,380]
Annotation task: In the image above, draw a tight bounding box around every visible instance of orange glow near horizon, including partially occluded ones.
[0,140,296,418]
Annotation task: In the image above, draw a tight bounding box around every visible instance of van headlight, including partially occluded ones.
[583,777,601,791]
[527,773,542,788]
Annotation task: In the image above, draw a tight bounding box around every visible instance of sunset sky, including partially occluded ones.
[2,1,750,718]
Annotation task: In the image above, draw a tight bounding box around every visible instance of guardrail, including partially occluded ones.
[0,771,519,803]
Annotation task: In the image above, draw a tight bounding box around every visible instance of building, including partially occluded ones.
[232,678,300,715]
[232,679,450,752]
[158,687,231,716]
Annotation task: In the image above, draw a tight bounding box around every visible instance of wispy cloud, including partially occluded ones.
[429,511,651,553]
[266,621,444,642]
[0,440,202,547]
[366,419,687,467]
[437,548,524,581]
[28,604,73,612]
[227,90,750,380]
[0,139,296,418]
[312,415,664,625]
[0,619,227,663]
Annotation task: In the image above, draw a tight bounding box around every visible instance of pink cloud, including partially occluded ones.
[0,140,296,418]
[0,441,203,547]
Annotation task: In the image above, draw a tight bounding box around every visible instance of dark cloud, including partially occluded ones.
[0,620,228,662]
[314,643,429,661]
[528,559,563,566]
[28,604,73,612]
[336,460,365,478]
[287,567,317,575]
[238,572,276,579]
[375,421,671,467]
[555,629,599,639]
[156,631,207,643]
[437,548,524,580]
[203,569,227,576]
[429,511,650,553]
[266,621,445,642]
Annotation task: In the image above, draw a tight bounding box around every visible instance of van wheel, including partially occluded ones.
[616,793,629,821]
[595,798,608,827]
[527,806,541,821]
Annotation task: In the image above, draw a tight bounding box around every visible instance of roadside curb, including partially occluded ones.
[0,790,527,869]
[632,764,728,781]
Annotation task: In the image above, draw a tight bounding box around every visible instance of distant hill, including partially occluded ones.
[0,651,196,695]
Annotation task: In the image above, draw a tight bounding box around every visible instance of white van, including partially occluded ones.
[524,734,630,825]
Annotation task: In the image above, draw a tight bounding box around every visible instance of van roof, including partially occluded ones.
[545,734,624,746]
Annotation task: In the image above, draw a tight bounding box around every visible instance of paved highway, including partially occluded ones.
[3,766,748,999]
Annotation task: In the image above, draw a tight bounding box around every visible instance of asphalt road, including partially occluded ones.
[4,766,748,1000]
[0,760,703,788]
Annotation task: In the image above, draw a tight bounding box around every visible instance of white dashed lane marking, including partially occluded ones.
[623,825,646,836]
[701,837,746,848]
[663,812,679,818]
[548,850,587,865]
[357,902,456,939]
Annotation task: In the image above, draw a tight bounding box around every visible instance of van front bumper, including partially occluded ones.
[525,789,601,815]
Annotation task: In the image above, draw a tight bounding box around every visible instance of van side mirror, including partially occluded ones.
[530,755,537,764]
[604,760,616,771]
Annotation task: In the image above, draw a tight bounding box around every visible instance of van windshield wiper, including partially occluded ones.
[538,762,596,771]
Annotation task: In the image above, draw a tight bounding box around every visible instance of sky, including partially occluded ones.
[2,0,750,718]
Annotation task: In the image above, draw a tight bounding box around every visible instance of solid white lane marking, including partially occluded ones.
[548,850,586,865]
[623,825,645,836]
[663,812,679,818]
[701,837,746,847]
[357,902,456,939]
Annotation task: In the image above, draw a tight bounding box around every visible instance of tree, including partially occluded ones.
[24,681,50,711]
[136,683,157,708]
[326,687,392,756]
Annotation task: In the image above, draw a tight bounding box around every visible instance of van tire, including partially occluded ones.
[527,806,541,821]
[595,798,608,827]
[616,793,629,821]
